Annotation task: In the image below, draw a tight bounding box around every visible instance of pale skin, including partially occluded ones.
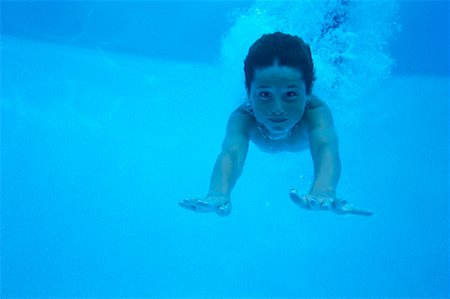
[179,63,372,216]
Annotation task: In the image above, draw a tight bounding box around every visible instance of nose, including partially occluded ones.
[271,99,285,116]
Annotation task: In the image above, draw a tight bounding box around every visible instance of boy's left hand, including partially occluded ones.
[289,188,373,216]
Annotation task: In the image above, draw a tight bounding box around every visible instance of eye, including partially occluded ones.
[259,91,271,98]
[285,91,297,98]
[284,91,299,102]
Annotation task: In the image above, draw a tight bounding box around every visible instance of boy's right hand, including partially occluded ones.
[179,194,231,216]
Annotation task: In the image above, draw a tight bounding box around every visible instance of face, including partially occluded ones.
[248,64,307,133]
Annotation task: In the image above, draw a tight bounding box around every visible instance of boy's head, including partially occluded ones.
[244,32,315,95]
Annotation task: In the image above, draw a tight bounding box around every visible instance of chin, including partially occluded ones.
[269,125,291,133]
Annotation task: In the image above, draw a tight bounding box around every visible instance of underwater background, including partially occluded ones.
[1,1,449,298]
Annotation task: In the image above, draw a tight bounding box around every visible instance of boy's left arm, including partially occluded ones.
[289,96,372,215]
[304,97,341,208]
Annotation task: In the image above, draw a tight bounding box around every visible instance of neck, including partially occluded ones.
[257,123,295,141]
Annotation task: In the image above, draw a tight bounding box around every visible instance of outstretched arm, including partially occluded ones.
[291,96,372,215]
[179,108,253,216]
[304,97,341,199]
[208,110,251,196]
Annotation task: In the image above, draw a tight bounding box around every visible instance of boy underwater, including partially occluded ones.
[179,32,372,217]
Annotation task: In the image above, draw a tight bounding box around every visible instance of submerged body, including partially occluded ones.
[180,32,372,216]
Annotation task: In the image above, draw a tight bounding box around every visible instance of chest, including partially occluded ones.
[249,122,309,153]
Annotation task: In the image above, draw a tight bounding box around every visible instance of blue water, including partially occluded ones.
[1,1,449,298]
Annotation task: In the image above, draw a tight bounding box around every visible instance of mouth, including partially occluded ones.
[269,118,288,123]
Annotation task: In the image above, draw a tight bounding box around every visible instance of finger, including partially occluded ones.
[341,206,373,216]
[179,200,197,211]
[289,189,309,210]
[179,199,215,213]
[196,200,209,207]
[194,200,219,212]
[216,202,232,217]
[333,201,373,216]
[321,198,333,210]
[180,198,200,205]
[306,197,321,210]
[179,199,195,208]
[331,199,347,213]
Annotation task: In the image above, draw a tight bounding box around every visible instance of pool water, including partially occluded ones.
[1,1,449,298]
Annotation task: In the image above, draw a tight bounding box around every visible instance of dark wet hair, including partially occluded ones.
[244,32,316,94]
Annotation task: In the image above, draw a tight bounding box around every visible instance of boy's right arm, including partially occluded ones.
[208,108,252,197]
[179,107,253,216]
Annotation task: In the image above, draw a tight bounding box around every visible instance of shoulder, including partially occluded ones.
[225,104,256,136]
[227,104,255,127]
[303,94,335,129]
[220,104,255,152]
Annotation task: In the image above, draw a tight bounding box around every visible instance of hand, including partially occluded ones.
[289,188,373,216]
[179,194,231,217]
